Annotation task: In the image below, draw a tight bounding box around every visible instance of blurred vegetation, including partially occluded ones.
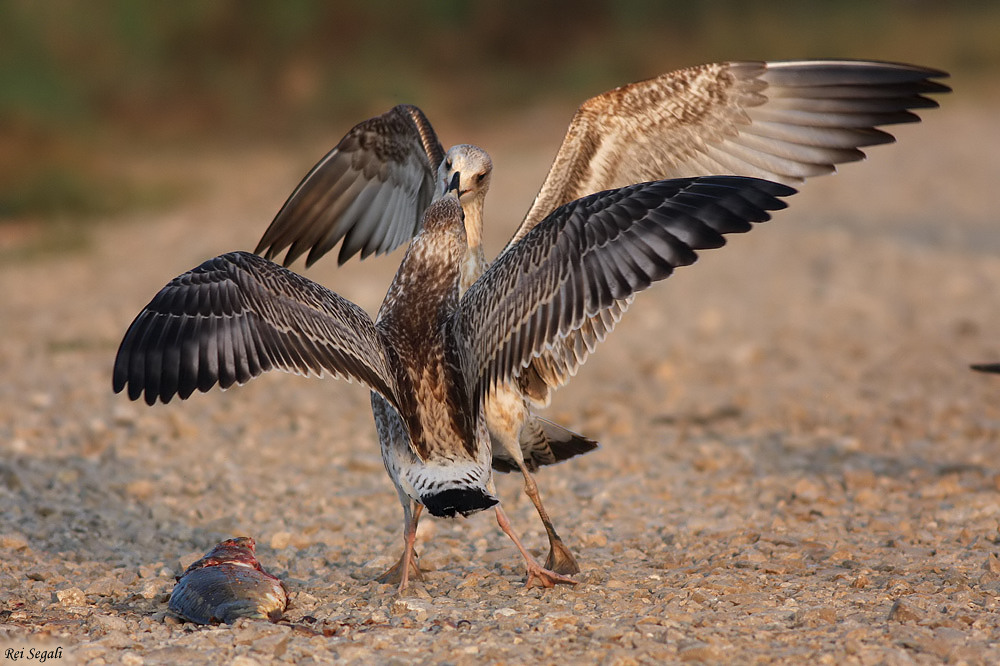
[1,0,996,250]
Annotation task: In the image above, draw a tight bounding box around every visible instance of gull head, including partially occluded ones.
[439,144,493,205]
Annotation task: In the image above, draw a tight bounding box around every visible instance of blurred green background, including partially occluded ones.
[1,0,997,254]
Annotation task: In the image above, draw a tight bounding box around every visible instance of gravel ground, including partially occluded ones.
[3,97,1000,665]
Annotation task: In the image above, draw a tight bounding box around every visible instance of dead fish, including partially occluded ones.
[168,536,287,624]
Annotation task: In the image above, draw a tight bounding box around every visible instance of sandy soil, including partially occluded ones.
[3,95,1000,665]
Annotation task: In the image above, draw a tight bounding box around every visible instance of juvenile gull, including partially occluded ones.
[114,175,794,589]
[254,59,949,575]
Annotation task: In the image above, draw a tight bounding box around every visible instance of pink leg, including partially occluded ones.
[518,464,581,575]
[377,501,423,591]
[494,505,578,588]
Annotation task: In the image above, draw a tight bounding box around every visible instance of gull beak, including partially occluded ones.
[447,171,461,196]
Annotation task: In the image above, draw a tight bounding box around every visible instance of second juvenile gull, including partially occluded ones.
[254,59,950,576]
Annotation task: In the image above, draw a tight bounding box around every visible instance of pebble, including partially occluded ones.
[850,573,871,589]
[231,657,263,666]
[0,533,30,550]
[140,579,168,600]
[392,598,430,622]
[86,576,126,597]
[55,587,87,606]
[791,477,824,502]
[984,553,1000,574]
[591,625,625,641]
[92,613,130,634]
[794,606,838,627]
[887,599,923,623]
[233,622,291,657]
[678,642,722,662]
[98,629,134,649]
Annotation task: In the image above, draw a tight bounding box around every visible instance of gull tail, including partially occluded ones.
[533,417,599,465]
[422,487,498,518]
[494,416,599,473]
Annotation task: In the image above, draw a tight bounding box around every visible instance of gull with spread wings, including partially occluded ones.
[115,175,794,589]
[254,60,949,577]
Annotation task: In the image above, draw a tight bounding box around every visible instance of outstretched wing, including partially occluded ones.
[500,59,947,402]
[511,59,949,245]
[255,105,445,268]
[455,176,795,405]
[112,251,397,406]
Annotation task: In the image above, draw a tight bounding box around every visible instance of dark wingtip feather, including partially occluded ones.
[335,241,361,267]
[282,246,305,269]
[924,80,952,95]
[112,344,129,395]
